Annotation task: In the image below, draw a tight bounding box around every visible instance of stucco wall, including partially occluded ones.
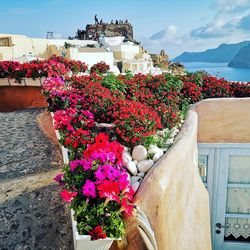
[0,86,47,112]
[193,98,250,143]
[112,111,212,250]
[0,34,98,60]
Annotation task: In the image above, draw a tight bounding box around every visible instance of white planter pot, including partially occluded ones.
[61,145,69,164]
[0,78,9,86]
[9,78,25,86]
[25,78,41,86]
[71,210,115,250]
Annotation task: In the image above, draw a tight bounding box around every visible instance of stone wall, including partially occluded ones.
[0,84,47,112]
[85,23,133,40]
[193,98,250,143]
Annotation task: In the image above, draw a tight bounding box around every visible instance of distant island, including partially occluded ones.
[174,41,250,65]
[228,44,250,68]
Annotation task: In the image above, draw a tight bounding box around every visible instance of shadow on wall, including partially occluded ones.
[0,86,47,112]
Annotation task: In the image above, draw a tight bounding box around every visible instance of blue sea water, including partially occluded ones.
[181,62,250,82]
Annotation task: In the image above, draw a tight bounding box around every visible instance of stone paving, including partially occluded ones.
[0,109,73,250]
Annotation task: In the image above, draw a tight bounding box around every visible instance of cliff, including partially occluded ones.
[228,44,250,68]
[174,41,250,63]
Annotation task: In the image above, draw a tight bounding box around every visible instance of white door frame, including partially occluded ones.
[198,143,250,250]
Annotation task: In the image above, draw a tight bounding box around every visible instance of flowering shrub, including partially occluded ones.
[113,100,162,146]
[42,78,87,111]
[0,61,26,82]
[181,82,202,104]
[49,55,88,74]
[202,76,233,99]
[55,133,134,239]
[230,82,250,97]
[90,61,110,74]
[53,108,95,157]
[0,56,88,82]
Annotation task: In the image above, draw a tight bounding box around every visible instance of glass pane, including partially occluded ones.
[229,156,250,184]
[198,154,207,183]
[224,217,250,240]
[226,188,250,214]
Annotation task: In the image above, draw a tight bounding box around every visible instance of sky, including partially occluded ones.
[0,0,250,58]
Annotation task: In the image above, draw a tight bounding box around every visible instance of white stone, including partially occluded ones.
[148,145,162,155]
[132,145,147,161]
[122,151,132,167]
[132,160,138,165]
[153,150,164,162]
[137,172,145,177]
[137,159,154,173]
[169,128,179,138]
[131,176,142,183]
[126,161,138,176]
[123,146,129,152]
[165,138,174,146]
[132,181,141,193]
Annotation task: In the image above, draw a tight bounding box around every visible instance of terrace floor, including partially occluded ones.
[0,108,73,250]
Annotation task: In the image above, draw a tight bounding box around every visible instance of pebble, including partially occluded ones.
[132,181,141,193]
[131,176,142,183]
[148,145,162,154]
[137,172,145,177]
[153,150,164,162]
[122,151,132,167]
[126,161,138,176]
[137,159,154,173]
[132,145,147,161]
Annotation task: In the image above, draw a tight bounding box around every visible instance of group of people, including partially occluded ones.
[94,15,129,25]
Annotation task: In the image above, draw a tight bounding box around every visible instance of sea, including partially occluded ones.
[181,62,250,82]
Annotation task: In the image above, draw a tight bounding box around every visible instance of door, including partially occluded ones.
[213,148,250,250]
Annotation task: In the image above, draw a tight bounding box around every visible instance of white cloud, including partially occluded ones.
[191,0,250,39]
[150,25,178,42]
[141,0,250,58]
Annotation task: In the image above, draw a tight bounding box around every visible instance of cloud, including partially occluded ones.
[141,0,250,58]
[190,0,250,39]
[150,25,178,41]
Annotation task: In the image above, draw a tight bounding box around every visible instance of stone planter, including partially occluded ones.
[25,78,41,86]
[0,78,9,86]
[71,210,115,250]
[9,78,25,86]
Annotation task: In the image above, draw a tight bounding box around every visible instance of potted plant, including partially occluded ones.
[54,133,134,250]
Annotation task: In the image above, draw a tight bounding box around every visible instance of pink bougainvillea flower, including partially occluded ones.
[53,173,64,186]
[82,180,96,198]
[60,190,77,203]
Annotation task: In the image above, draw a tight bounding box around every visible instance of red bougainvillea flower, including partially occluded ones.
[60,190,77,203]
[88,226,107,240]
[82,180,97,198]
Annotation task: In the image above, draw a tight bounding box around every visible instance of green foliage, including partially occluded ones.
[102,73,127,92]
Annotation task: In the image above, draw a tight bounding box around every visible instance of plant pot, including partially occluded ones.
[71,210,115,250]
[39,77,46,85]
[9,78,25,86]
[0,78,9,86]
[25,78,41,86]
